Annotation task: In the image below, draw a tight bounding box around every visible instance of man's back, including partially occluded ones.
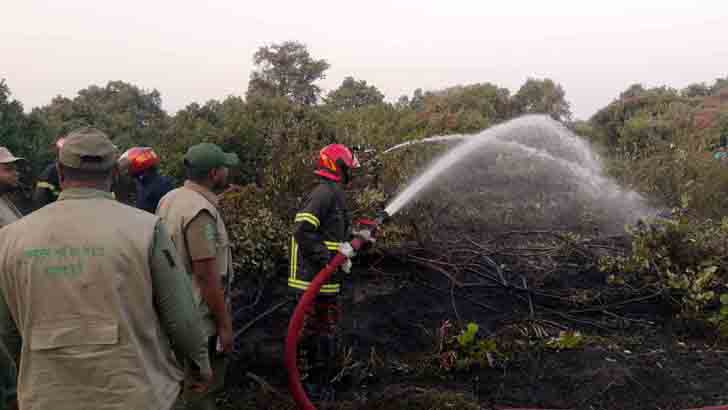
[0,189,183,410]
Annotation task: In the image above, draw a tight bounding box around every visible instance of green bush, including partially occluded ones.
[220,184,289,280]
[600,212,728,322]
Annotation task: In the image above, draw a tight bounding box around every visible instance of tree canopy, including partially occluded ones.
[325,77,385,111]
[246,41,330,106]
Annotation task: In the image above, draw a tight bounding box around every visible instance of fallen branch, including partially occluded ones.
[234,299,289,340]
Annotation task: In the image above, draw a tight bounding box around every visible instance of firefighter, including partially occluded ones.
[288,144,374,401]
[119,147,174,213]
[0,128,211,410]
[32,137,65,209]
[157,142,239,410]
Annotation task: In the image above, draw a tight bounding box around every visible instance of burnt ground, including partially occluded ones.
[222,251,728,410]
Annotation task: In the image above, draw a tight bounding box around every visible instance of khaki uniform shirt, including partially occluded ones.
[0,196,21,229]
[157,181,233,338]
[0,188,210,410]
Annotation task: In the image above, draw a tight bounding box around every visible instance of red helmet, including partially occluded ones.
[119,147,160,176]
[314,144,360,183]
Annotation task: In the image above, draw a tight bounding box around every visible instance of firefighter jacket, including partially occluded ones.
[135,170,174,214]
[32,163,59,209]
[289,179,351,295]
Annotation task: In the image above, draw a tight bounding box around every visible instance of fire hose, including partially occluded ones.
[285,214,386,410]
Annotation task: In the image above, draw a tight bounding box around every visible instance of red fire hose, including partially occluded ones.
[285,236,368,410]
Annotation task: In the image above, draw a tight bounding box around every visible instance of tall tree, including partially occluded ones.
[246,41,330,106]
[0,80,58,179]
[325,77,385,111]
[512,78,572,122]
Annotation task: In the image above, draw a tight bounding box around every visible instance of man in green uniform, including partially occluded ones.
[0,147,24,410]
[0,147,24,229]
[157,142,239,410]
[0,127,211,410]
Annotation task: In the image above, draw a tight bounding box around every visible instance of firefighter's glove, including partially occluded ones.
[342,258,353,274]
[338,242,356,259]
[353,229,376,244]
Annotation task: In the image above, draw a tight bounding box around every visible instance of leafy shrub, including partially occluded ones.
[600,211,728,322]
[220,184,289,281]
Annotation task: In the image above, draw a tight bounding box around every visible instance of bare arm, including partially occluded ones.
[186,212,233,352]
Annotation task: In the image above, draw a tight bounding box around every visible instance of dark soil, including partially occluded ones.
[224,253,728,410]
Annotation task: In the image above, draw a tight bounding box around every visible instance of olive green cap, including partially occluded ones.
[59,127,119,171]
[184,143,239,172]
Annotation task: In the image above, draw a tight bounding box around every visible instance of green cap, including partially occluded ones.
[59,127,119,171]
[184,143,239,172]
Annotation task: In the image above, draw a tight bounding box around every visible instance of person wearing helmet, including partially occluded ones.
[288,143,373,401]
[119,147,174,213]
[32,137,65,210]
[0,128,211,410]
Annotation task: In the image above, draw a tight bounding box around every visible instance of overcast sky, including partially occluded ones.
[2,0,727,120]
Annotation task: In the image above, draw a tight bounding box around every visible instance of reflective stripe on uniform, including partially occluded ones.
[290,237,299,279]
[294,213,320,228]
[289,237,340,294]
[36,181,59,195]
[324,241,340,251]
[288,278,340,294]
[290,238,338,278]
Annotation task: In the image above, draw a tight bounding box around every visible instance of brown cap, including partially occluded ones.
[0,147,24,164]
[59,127,118,171]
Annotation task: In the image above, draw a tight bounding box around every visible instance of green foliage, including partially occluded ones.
[600,213,728,320]
[711,75,728,94]
[246,41,330,106]
[434,322,507,372]
[709,294,728,339]
[0,80,53,180]
[545,331,584,350]
[585,82,728,218]
[590,85,689,160]
[219,184,289,279]
[36,80,167,149]
[681,82,712,98]
[325,77,385,111]
[512,78,571,122]
[0,80,28,157]
[456,323,479,347]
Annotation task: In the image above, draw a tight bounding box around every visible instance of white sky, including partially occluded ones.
[2,0,727,120]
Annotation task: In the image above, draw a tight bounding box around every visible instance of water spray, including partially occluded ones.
[286,115,652,409]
